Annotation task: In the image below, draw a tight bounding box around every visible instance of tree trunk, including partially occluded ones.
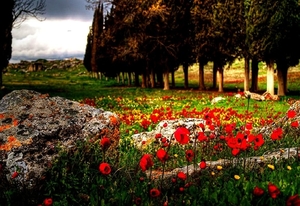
[0,70,2,87]
[171,69,175,88]
[134,72,139,86]
[150,68,155,88]
[244,58,250,91]
[163,67,170,90]
[183,63,189,89]
[217,65,224,92]
[198,62,205,90]
[251,58,259,92]
[266,60,275,95]
[128,72,132,86]
[276,61,288,96]
[213,61,217,89]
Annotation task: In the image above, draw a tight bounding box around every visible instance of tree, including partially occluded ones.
[0,0,14,87]
[0,0,45,87]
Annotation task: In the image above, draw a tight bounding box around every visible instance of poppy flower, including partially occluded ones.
[149,188,161,198]
[100,137,111,149]
[174,127,190,144]
[245,123,253,130]
[139,154,153,171]
[177,172,187,180]
[287,110,296,118]
[291,121,299,128]
[163,122,168,127]
[286,194,300,206]
[254,133,264,148]
[155,133,162,139]
[156,148,168,162]
[185,150,194,162]
[99,163,111,175]
[199,160,206,169]
[43,198,53,206]
[268,182,280,199]
[197,132,207,142]
[231,148,240,156]
[134,197,142,205]
[270,128,283,141]
[11,171,18,179]
[253,186,264,197]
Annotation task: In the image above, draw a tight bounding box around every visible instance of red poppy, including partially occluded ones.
[254,133,264,148]
[245,123,253,130]
[43,198,53,206]
[177,172,187,180]
[268,182,280,199]
[100,137,111,149]
[253,186,264,197]
[287,110,296,118]
[156,148,168,162]
[155,133,162,139]
[291,121,299,128]
[198,132,207,142]
[149,188,161,197]
[11,171,18,179]
[286,194,300,206]
[179,187,184,192]
[185,150,194,162]
[174,127,190,144]
[139,154,153,171]
[99,163,111,175]
[134,197,142,205]
[199,160,206,169]
[231,148,240,156]
[270,128,283,141]
[163,122,168,127]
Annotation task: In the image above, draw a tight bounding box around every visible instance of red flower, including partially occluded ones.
[11,171,18,179]
[287,110,296,118]
[199,160,206,169]
[99,163,111,175]
[100,137,111,149]
[254,133,264,148]
[268,182,280,199]
[185,150,194,162]
[43,198,53,206]
[286,194,300,206]
[231,148,240,156]
[134,197,142,205]
[270,128,283,141]
[198,132,207,142]
[245,123,253,130]
[155,133,162,139]
[149,188,161,198]
[139,154,153,171]
[253,186,264,197]
[163,122,168,127]
[291,121,299,128]
[156,148,168,162]
[177,172,187,180]
[174,127,190,144]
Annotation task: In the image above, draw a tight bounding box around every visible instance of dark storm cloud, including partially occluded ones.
[45,0,93,20]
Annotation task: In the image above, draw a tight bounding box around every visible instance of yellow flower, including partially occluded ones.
[234,175,240,180]
[217,165,222,171]
[287,166,292,170]
[280,149,285,153]
[211,172,215,176]
[259,156,264,160]
[174,154,178,158]
[268,164,275,170]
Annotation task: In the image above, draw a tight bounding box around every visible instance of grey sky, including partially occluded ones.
[11,0,94,63]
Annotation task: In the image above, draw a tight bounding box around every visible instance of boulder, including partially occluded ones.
[0,90,120,190]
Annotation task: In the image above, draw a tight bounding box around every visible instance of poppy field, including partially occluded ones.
[1,65,300,205]
[34,91,299,206]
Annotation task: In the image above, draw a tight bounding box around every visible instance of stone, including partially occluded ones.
[0,90,120,190]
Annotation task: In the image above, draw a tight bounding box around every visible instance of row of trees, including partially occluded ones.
[84,0,300,96]
[0,0,45,87]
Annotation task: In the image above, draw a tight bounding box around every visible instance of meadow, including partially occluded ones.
[1,62,300,206]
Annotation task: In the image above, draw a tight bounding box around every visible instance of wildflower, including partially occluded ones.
[234,175,240,180]
[245,123,253,130]
[179,187,184,192]
[174,154,178,158]
[268,182,280,199]
[43,198,53,206]
[11,171,18,179]
[174,127,190,145]
[253,186,264,197]
[253,133,264,148]
[177,172,187,181]
[197,132,207,142]
[100,137,111,149]
[291,121,299,128]
[163,201,168,206]
[139,154,153,171]
[149,188,161,198]
[163,122,168,127]
[287,166,292,170]
[217,165,222,171]
[156,148,168,162]
[287,110,296,118]
[171,177,177,183]
[268,164,275,170]
[134,197,142,205]
[270,128,283,141]
[155,133,162,139]
[185,150,194,162]
[231,148,240,156]
[199,160,206,169]
[211,172,215,176]
[99,163,111,175]
[286,194,300,206]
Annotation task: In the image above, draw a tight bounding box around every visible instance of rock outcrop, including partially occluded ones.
[0,90,120,189]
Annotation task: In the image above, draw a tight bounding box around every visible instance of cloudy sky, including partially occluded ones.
[11,0,95,63]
